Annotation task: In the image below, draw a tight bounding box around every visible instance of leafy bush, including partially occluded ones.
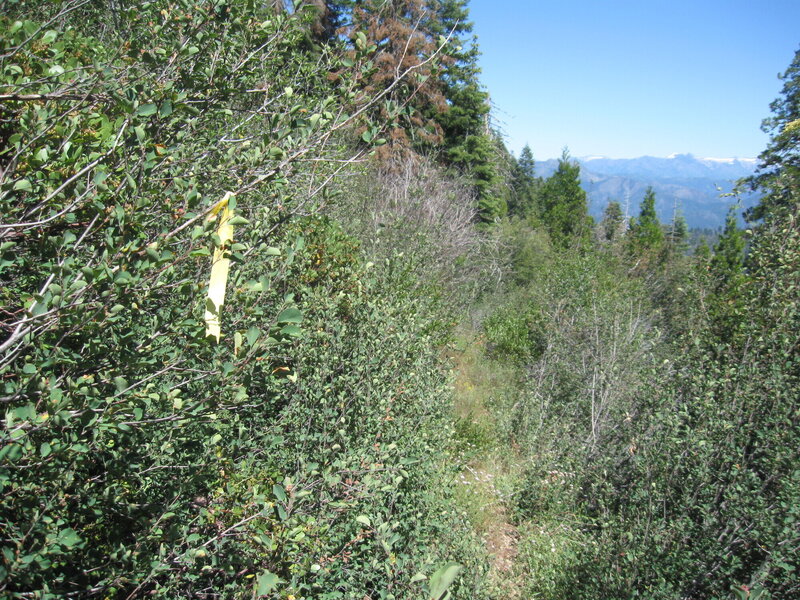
[0,5,490,598]
[483,303,545,365]
[500,250,661,468]
[517,519,588,600]
[571,203,800,599]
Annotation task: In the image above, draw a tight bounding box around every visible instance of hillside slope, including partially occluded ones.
[535,154,759,228]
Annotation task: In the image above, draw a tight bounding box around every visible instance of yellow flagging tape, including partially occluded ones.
[204,192,235,342]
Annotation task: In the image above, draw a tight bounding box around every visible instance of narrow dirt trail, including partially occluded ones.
[449,331,526,598]
[465,465,524,597]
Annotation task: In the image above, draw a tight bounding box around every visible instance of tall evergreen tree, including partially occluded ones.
[294,0,337,40]
[667,210,689,255]
[465,134,506,222]
[333,0,500,220]
[517,144,536,178]
[744,46,800,221]
[694,237,712,263]
[509,144,540,219]
[335,0,450,152]
[600,200,624,242]
[427,0,502,222]
[703,205,748,341]
[428,0,490,145]
[540,149,592,247]
[711,205,745,285]
[627,187,665,256]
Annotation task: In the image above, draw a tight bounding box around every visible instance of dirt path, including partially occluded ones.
[449,331,526,598]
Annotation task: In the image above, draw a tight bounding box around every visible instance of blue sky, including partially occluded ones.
[468,1,800,160]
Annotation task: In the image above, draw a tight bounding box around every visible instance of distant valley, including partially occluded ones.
[534,153,761,229]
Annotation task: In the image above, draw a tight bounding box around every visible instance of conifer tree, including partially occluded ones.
[517,144,536,179]
[694,237,712,263]
[429,0,489,146]
[744,46,800,220]
[601,200,624,242]
[333,0,500,220]
[509,144,540,219]
[627,187,665,256]
[297,0,337,40]
[427,0,502,222]
[540,149,592,246]
[337,0,450,152]
[667,210,689,255]
[711,205,745,285]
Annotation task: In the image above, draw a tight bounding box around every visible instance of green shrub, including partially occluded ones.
[0,6,491,598]
[571,205,800,599]
[517,519,587,600]
[483,305,545,365]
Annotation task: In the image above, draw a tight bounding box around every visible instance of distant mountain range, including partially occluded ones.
[533,153,761,229]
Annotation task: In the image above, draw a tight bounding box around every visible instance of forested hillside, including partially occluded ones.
[533,153,760,229]
[0,2,798,599]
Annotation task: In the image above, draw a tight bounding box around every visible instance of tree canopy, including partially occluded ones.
[745,46,800,220]
[540,150,592,247]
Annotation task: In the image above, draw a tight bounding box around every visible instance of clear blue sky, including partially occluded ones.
[468,0,800,160]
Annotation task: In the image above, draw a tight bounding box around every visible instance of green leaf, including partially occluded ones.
[159,100,173,117]
[279,324,302,337]
[57,528,81,548]
[113,376,128,393]
[13,179,32,192]
[356,515,371,527]
[277,307,302,324]
[41,30,58,43]
[12,404,36,422]
[272,484,286,503]
[428,563,461,600]
[137,103,158,117]
[29,299,47,317]
[255,570,280,596]
[246,327,260,346]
